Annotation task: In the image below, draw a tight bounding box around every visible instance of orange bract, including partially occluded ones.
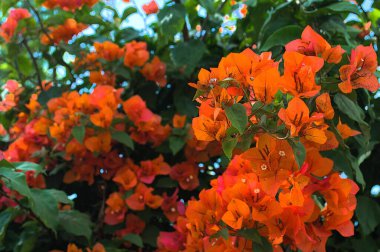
[338,45,380,93]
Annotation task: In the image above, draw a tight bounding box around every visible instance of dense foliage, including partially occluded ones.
[0,0,380,251]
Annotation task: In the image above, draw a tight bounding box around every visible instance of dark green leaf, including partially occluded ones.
[324,2,360,15]
[334,93,367,126]
[0,208,15,243]
[123,233,143,248]
[58,210,93,242]
[111,131,134,150]
[157,4,186,40]
[356,196,380,236]
[170,40,206,75]
[72,125,85,144]
[289,140,306,168]
[169,136,186,155]
[260,25,302,51]
[225,104,248,134]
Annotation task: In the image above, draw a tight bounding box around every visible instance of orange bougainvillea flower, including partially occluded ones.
[221,198,250,229]
[124,40,149,68]
[251,67,280,104]
[278,97,310,135]
[305,148,333,177]
[336,118,361,139]
[338,45,380,93]
[84,131,111,153]
[192,114,228,142]
[286,25,345,64]
[89,106,114,128]
[126,183,163,211]
[104,192,127,225]
[42,0,99,11]
[136,155,171,184]
[142,0,159,14]
[315,93,334,120]
[113,162,138,191]
[170,162,199,191]
[140,56,167,87]
[41,19,88,45]
[280,51,324,98]
[94,41,124,61]
[173,114,186,128]
[89,71,116,86]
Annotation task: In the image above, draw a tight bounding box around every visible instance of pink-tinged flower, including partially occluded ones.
[157,231,185,251]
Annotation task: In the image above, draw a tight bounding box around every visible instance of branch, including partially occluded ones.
[22,38,43,89]
[24,0,75,82]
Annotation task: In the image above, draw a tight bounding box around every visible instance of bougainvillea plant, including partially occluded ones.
[0,0,380,251]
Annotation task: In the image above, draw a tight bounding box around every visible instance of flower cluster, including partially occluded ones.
[42,0,99,11]
[0,8,31,42]
[75,40,167,87]
[156,26,377,251]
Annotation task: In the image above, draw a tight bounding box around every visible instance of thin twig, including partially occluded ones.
[22,38,43,89]
[25,0,75,82]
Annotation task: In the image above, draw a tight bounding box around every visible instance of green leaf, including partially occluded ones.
[225,104,248,134]
[324,2,360,15]
[29,189,59,231]
[14,221,40,252]
[169,136,186,155]
[155,177,178,188]
[238,228,273,252]
[13,162,44,175]
[121,7,137,20]
[46,189,73,206]
[111,131,134,150]
[260,25,302,51]
[17,55,33,76]
[123,233,143,248]
[222,127,239,159]
[72,125,85,144]
[289,140,306,168]
[37,87,63,105]
[334,93,367,126]
[170,40,206,75]
[157,4,186,39]
[58,210,93,242]
[0,168,32,198]
[210,228,229,240]
[0,208,15,243]
[356,196,380,236]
